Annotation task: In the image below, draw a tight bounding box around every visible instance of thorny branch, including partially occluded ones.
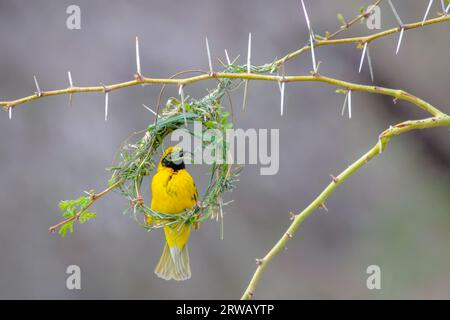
[240,115,450,300]
[1,14,449,110]
[275,14,450,66]
[1,0,449,299]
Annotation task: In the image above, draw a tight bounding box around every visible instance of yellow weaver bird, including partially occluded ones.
[147,146,198,281]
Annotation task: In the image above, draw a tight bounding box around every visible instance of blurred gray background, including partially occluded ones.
[0,0,449,299]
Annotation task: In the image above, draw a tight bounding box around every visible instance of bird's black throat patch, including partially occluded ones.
[162,156,185,171]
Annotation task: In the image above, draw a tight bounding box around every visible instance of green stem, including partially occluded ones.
[241,115,450,299]
[1,15,448,111]
[275,14,450,66]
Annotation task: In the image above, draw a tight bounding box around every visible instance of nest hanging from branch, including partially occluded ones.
[54,60,278,237]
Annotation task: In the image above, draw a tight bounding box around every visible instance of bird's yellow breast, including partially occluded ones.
[151,167,197,214]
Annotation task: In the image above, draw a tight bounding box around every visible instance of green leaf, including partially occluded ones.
[315,34,325,40]
[58,200,70,211]
[58,221,74,238]
[57,196,95,237]
[223,123,234,130]
[79,211,97,224]
[205,120,217,129]
[337,13,346,26]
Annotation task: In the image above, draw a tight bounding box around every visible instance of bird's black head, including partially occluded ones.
[161,147,185,171]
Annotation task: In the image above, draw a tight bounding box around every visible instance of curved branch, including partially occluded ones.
[241,114,450,300]
[1,15,448,111]
[1,0,448,299]
[326,0,384,39]
[276,14,450,66]
[0,73,444,117]
[45,71,449,235]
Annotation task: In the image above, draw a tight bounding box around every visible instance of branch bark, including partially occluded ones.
[241,115,450,300]
[1,15,448,111]
[1,0,448,299]
[48,179,124,233]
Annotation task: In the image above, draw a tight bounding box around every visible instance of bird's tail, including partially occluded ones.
[155,224,191,281]
[155,243,191,281]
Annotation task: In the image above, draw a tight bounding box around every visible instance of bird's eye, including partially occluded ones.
[171,150,184,165]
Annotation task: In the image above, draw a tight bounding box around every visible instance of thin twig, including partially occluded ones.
[1,14,448,112]
[241,115,450,299]
[275,14,449,67]
[2,15,448,111]
[0,73,444,117]
[327,0,384,39]
[0,2,448,300]
[48,179,124,233]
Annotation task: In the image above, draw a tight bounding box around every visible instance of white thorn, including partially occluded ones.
[247,33,252,73]
[142,104,159,117]
[280,82,285,116]
[243,33,252,110]
[348,90,352,119]
[104,92,109,121]
[67,71,73,87]
[341,91,349,116]
[300,0,316,72]
[388,0,403,26]
[446,3,450,13]
[358,43,368,73]
[440,0,446,11]
[300,0,312,33]
[205,37,213,74]
[396,27,405,55]
[224,49,231,65]
[8,107,12,120]
[179,84,187,125]
[67,71,74,107]
[135,36,141,75]
[242,80,249,110]
[366,46,375,83]
[422,0,434,25]
[33,75,41,94]
[309,33,317,73]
